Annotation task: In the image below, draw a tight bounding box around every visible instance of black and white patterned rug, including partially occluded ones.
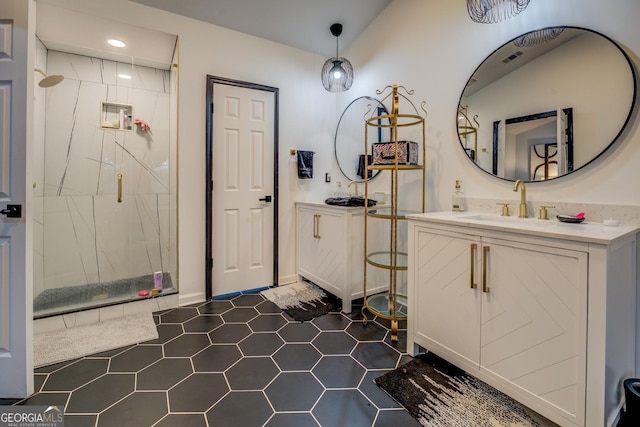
[260,281,341,321]
[375,352,558,426]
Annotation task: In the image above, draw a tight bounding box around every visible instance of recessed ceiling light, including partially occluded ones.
[107,39,126,48]
[118,74,132,80]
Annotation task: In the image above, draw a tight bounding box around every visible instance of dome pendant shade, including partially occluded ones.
[321,23,353,92]
[321,57,353,92]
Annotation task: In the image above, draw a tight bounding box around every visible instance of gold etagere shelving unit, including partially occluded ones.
[362,85,426,341]
[457,104,479,163]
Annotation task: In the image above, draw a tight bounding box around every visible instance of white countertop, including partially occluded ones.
[408,211,639,245]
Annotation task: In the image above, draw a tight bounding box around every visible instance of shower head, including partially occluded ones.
[34,67,64,88]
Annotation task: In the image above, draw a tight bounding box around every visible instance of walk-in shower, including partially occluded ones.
[33,12,178,318]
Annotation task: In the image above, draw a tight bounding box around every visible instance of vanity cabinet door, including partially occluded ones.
[411,227,481,368]
[296,206,346,299]
[481,237,587,425]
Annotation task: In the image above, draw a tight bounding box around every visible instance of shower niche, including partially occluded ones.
[101,102,133,131]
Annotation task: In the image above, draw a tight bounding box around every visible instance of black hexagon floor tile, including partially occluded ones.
[145,323,183,344]
[208,323,252,343]
[248,314,288,332]
[63,414,98,427]
[198,300,233,315]
[183,315,224,333]
[255,300,282,314]
[312,389,378,427]
[272,343,321,371]
[312,355,366,388]
[358,370,401,409]
[206,391,273,427]
[374,408,423,426]
[14,392,69,407]
[137,358,192,390]
[265,372,324,411]
[108,345,163,372]
[221,307,259,323]
[163,333,210,357]
[192,344,243,372]
[225,357,280,390]
[65,373,135,413]
[159,307,199,323]
[168,373,228,412]
[277,322,320,342]
[346,320,388,341]
[42,359,109,391]
[232,294,266,306]
[312,313,351,330]
[238,332,284,356]
[352,342,401,370]
[312,330,357,355]
[384,329,407,352]
[264,413,320,427]
[97,391,167,427]
[155,414,208,427]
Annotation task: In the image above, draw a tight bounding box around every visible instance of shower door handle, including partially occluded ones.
[117,174,123,203]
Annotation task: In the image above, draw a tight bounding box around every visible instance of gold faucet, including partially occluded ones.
[513,180,527,218]
[348,181,359,196]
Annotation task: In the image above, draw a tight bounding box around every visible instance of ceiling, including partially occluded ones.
[130,0,392,57]
[36,0,392,70]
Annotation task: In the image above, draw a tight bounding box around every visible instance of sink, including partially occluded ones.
[459,214,549,226]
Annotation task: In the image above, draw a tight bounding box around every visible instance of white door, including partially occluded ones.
[212,83,275,295]
[0,0,34,397]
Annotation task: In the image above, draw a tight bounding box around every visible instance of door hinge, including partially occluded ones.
[208,258,214,270]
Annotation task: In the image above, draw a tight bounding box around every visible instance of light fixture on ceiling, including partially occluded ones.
[321,23,353,92]
[117,73,132,80]
[467,0,530,24]
[107,38,126,48]
[513,27,564,47]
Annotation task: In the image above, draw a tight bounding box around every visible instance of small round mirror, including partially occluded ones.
[335,96,390,182]
[457,26,636,182]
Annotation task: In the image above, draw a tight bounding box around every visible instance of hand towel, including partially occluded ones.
[297,150,313,179]
[357,154,373,179]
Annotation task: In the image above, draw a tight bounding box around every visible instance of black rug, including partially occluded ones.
[260,281,342,321]
[375,352,557,426]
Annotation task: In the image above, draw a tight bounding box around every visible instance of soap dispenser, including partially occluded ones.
[452,180,465,212]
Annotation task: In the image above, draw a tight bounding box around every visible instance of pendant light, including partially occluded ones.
[467,0,530,24]
[321,23,353,92]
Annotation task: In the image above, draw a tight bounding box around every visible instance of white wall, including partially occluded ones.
[36,0,640,306]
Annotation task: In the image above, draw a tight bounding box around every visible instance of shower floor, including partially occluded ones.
[34,273,175,318]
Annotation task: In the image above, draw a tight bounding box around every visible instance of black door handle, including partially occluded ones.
[258,196,272,203]
[0,204,22,218]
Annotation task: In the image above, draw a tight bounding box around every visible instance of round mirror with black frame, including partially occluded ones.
[457,26,637,182]
[335,96,390,182]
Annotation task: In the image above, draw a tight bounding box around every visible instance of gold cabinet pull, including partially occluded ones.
[117,173,123,203]
[313,214,321,239]
[470,243,477,289]
[482,245,490,293]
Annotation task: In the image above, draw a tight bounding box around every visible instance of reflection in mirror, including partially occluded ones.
[335,96,390,182]
[458,26,636,182]
[494,108,574,181]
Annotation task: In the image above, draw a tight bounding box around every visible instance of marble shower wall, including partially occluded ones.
[33,50,176,298]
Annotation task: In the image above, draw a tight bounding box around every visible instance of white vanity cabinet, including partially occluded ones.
[295,202,365,313]
[407,212,638,427]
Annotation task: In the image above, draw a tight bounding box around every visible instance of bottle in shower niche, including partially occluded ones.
[452,180,465,212]
[153,271,163,291]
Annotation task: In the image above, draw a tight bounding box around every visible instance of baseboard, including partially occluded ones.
[178,291,206,306]
[278,274,297,286]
